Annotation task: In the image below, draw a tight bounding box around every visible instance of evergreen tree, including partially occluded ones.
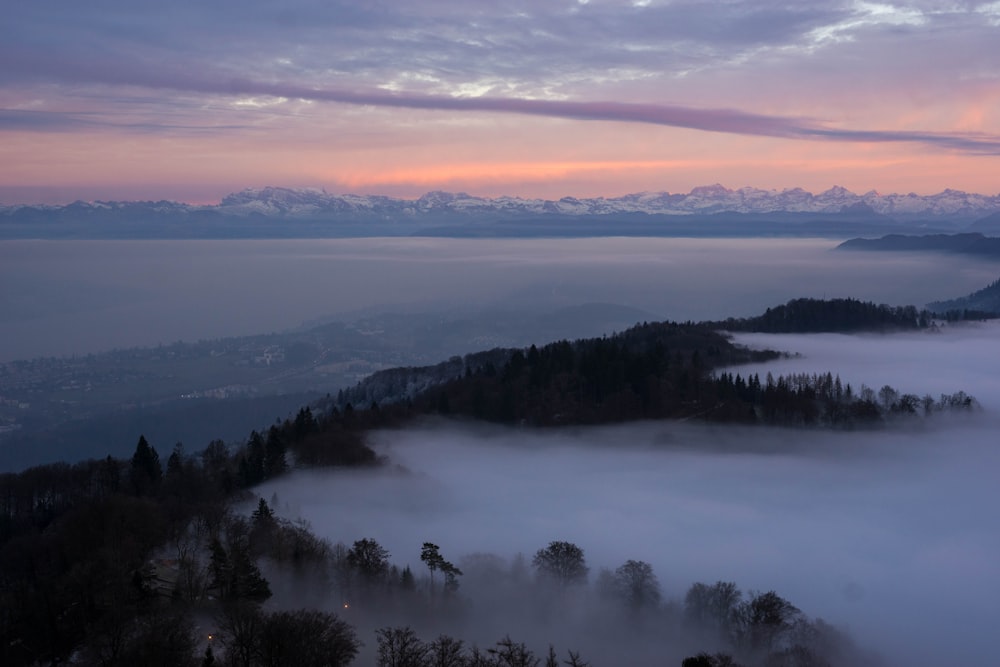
[129,435,162,496]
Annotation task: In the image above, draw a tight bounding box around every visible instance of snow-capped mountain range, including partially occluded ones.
[5,184,1000,220]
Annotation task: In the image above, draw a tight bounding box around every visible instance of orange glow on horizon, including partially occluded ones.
[2,123,998,204]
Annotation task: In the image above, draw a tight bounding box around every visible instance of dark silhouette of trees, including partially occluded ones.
[685,581,742,642]
[733,590,802,655]
[421,542,445,594]
[376,626,430,667]
[421,542,463,597]
[130,435,162,496]
[208,519,271,602]
[256,609,359,667]
[681,653,742,667]
[532,541,589,587]
[711,297,927,333]
[611,559,661,612]
[428,635,467,667]
[347,537,391,588]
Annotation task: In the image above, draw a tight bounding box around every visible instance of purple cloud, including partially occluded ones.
[132,74,1000,154]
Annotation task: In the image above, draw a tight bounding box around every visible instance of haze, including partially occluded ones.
[254,322,1000,667]
[3,237,998,362]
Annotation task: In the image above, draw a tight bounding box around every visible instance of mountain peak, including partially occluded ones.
[689,183,732,196]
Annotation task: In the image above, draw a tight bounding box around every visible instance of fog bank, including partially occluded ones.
[3,238,998,361]
[253,325,1000,665]
[258,415,997,666]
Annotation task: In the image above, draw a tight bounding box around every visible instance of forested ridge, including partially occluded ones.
[927,276,1000,318]
[341,314,976,429]
[0,300,983,665]
[707,297,931,333]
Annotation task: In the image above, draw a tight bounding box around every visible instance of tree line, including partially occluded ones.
[341,320,977,430]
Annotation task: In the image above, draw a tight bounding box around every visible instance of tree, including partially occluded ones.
[878,385,899,411]
[685,581,742,640]
[208,529,271,602]
[421,542,463,597]
[166,443,185,481]
[421,542,445,594]
[347,538,390,587]
[734,590,801,654]
[611,560,660,612]
[400,565,416,591]
[441,561,463,596]
[218,602,263,667]
[130,435,162,496]
[376,626,429,667]
[532,541,588,586]
[681,653,742,667]
[487,635,539,667]
[428,635,466,667]
[264,426,287,479]
[258,609,360,667]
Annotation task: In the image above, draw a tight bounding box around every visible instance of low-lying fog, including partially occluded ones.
[2,237,998,361]
[256,323,1000,667]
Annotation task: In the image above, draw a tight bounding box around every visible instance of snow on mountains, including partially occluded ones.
[6,184,1000,220]
[217,184,1000,219]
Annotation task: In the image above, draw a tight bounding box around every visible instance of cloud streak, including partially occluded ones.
[9,66,998,154]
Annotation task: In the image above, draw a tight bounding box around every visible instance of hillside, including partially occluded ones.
[836,232,1000,258]
[340,312,974,430]
[706,297,929,333]
[927,277,1000,316]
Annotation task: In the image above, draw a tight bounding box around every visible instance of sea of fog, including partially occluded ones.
[2,237,998,361]
[255,323,1000,667]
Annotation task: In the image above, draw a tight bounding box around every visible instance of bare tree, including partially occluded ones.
[611,560,661,612]
[376,626,430,667]
[532,542,588,587]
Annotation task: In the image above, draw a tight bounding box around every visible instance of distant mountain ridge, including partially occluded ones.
[5,185,1000,239]
[5,184,1000,219]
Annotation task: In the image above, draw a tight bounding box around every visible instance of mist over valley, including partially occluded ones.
[3,237,997,362]
[254,322,1000,667]
[2,236,999,666]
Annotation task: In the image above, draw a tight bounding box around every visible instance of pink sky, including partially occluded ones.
[2,1,999,204]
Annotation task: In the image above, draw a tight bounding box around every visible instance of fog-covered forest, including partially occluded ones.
[3,302,996,666]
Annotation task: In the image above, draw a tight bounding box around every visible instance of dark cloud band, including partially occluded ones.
[221,78,1000,155]
[5,66,999,155]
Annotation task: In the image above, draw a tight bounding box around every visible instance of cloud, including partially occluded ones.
[8,68,1000,153]
[0,108,251,134]
[4,1,1000,164]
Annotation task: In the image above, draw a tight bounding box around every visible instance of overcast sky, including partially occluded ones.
[3,1,1000,203]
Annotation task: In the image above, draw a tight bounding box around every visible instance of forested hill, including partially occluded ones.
[707,297,930,333]
[343,298,933,413]
[927,277,1000,317]
[837,232,1000,257]
[340,317,975,430]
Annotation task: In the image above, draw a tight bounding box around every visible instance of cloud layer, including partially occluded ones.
[2,1,999,201]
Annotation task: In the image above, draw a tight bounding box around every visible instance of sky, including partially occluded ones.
[2,0,1000,204]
